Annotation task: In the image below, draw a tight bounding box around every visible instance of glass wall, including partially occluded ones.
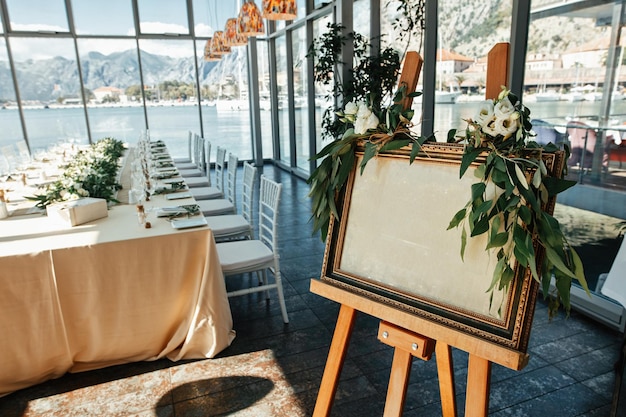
[275,35,290,165]
[0,0,253,162]
[293,25,310,171]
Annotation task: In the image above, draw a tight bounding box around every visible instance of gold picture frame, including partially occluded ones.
[320,142,564,353]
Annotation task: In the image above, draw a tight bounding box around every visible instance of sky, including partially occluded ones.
[2,0,241,61]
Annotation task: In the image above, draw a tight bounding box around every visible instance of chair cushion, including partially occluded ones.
[178,168,203,177]
[183,177,210,188]
[174,161,196,169]
[205,215,251,237]
[190,186,222,200]
[197,199,235,216]
[217,240,274,274]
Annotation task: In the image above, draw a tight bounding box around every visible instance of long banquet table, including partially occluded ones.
[0,147,235,396]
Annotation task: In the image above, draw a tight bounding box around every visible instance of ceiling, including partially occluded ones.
[531,0,622,26]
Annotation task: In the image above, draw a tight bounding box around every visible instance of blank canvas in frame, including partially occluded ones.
[321,143,561,353]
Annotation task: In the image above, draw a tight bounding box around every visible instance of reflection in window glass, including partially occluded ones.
[429,1,513,139]
[138,0,189,35]
[77,39,145,144]
[293,26,309,172]
[297,0,306,21]
[205,46,253,160]
[0,38,26,171]
[353,0,370,41]
[258,40,274,160]
[10,38,88,150]
[138,39,200,157]
[275,36,290,164]
[72,0,135,36]
[314,14,333,154]
[6,0,68,32]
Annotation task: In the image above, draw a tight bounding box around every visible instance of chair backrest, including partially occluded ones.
[226,153,238,206]
[241,161,258,226]
[187,130,193,160]
[258,175,282,252]
[214,146,227,192]
[204,139,212,186]
[194,134,205,171]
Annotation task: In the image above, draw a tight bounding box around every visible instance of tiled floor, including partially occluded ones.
[0,164,623,416]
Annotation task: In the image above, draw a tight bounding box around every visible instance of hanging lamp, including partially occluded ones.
[224,17,248,46]
[204,38,221,62]
[262,0,297,21]
[211,31,231,55]
[237,0,265,37]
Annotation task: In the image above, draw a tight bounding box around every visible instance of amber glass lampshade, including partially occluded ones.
[204,39,221,62]
[224,18,248,46]
[238,0,265,37]
[262,0,297,21]
[210,31,231,56]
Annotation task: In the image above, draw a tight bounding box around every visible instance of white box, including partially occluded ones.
[46,197,108,226]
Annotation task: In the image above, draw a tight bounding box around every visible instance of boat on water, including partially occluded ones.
[435,88,462,104]
[215,99,249,112]
[533,89,562,102]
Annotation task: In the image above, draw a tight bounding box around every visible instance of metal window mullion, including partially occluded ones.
[306,11,317,174]
[188,0,204,140]
[131,0,149,131]
[286,29,296,169]
[421,0,438,136]
[65,0,92,144]
[248,38,264,166]
[268,33,281,161]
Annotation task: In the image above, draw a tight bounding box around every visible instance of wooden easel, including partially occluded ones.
[311,44,522,417]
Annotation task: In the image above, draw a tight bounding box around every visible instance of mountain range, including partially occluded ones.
[0,0,608,102]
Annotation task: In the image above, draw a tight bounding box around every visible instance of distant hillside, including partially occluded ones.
[0,1,611,102]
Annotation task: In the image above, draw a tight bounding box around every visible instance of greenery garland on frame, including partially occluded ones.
[306,8,587,317]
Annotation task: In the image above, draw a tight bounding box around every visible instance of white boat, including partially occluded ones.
[215,99,249,112]
[534,90,562,102]
[435,89,461,104]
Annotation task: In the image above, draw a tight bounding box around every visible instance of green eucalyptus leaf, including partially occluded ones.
[380,138,411,152]
[409,141,421,164]
[542,176,577,196]
[471,182,487,201]
[545,246,577,279]
[448,208,467,230]
[486,232,509,249]
[460,227,467,261]
[460,147,483,178]
[360,142,378,174]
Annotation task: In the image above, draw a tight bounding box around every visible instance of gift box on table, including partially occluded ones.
[46,197,108,226]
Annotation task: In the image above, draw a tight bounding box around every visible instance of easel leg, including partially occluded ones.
[313,304,357,417]
[435,342,457,417]
[465,354,492,417]
[383,349,412,417]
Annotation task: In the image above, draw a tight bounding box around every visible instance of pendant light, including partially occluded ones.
[237,0,265,37]
[262,0,297,21]
[224,17,248,46]
[211,31,231,55]
[204,38,221,62]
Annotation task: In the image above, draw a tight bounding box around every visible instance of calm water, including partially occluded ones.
[2,98,626,164]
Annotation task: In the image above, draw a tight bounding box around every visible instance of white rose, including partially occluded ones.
[354,118,367,135]
[356,102,371,119]
[493,115,519,139]
[494,96,515,119]
[364,113,379,131]
[344,101,358,116]
[482,119,499,137]
[475,100,494,126]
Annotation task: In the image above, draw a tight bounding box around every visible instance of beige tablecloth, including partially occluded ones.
[0,153,235,396]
